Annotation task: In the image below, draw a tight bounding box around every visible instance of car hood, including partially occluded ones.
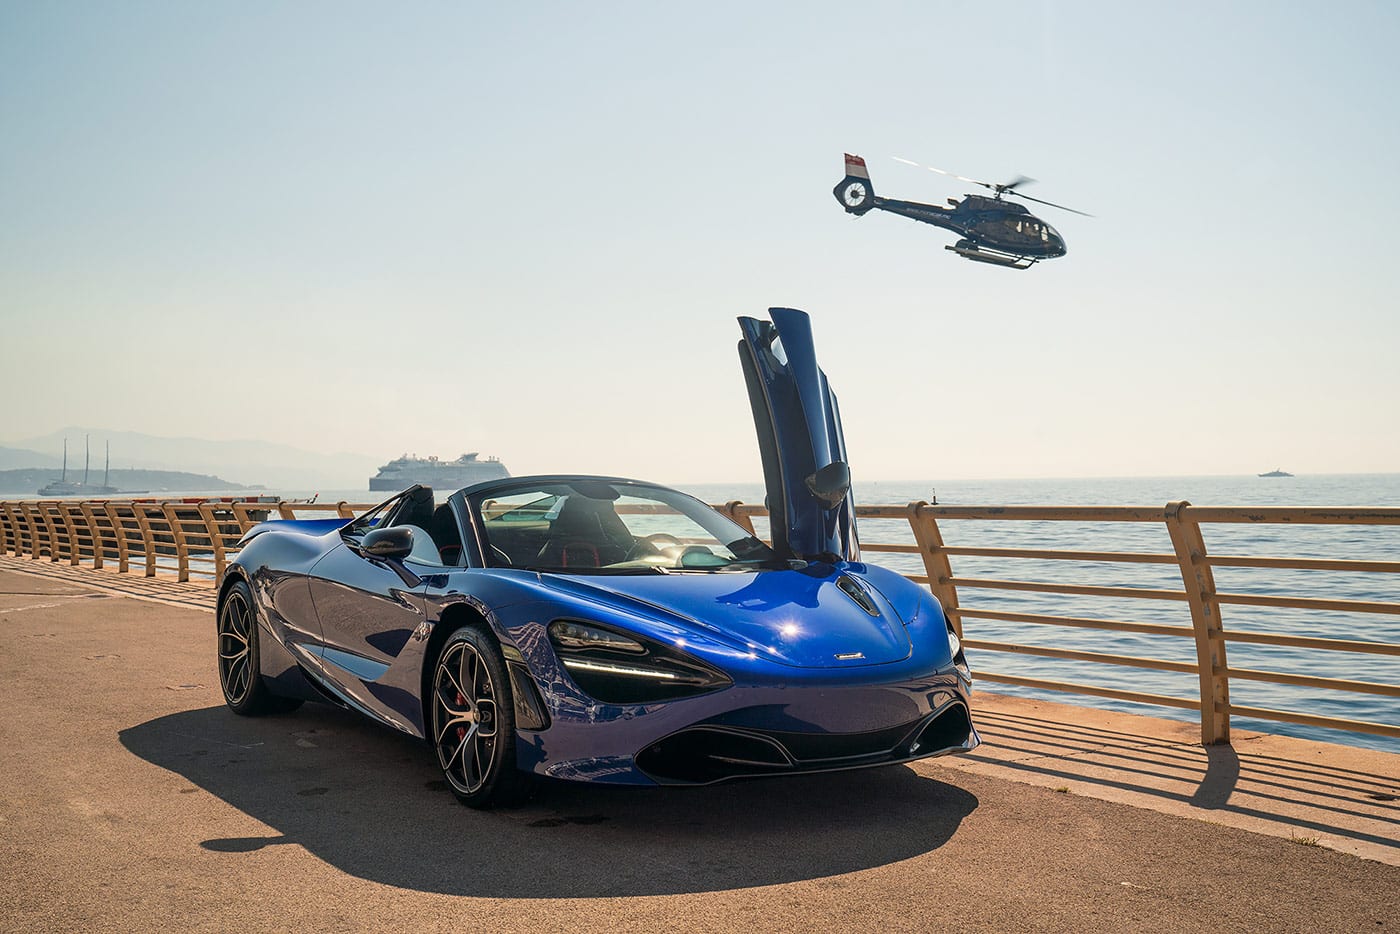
[539,565,912,668]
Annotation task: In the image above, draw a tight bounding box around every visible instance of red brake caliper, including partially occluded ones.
[456,691,467,742]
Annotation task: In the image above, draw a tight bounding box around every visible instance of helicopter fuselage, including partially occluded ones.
[871,194,1066,260]
[832,154,1070,269]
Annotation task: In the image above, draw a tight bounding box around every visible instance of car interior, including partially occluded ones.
[382,486,464,566]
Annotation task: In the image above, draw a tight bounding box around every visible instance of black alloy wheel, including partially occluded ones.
[431,627,528,808]
[217,579,301,716]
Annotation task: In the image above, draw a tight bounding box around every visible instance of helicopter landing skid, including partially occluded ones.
[946,240,1037,270]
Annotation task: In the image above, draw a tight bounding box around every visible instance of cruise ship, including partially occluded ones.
[368,452,510,492]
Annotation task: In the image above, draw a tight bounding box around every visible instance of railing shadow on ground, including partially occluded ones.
[959,707,1400,857]
[119,703,978,898]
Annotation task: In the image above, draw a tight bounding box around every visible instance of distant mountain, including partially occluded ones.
[0,446,62,470]
[4,428,379,490]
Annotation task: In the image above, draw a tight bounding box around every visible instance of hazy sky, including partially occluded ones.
[2,2,1397,483]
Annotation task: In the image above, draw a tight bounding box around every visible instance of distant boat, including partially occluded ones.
[1258,468,1294,478]
[369,451,509,491]
[37,436,124,496]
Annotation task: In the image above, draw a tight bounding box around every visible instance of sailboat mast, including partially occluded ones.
[83,435,90,487]
[104,441,110,489]
[61,438,67,482]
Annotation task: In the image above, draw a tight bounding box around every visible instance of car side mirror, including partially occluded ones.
[363,526,414,561]
[805,461,851,508]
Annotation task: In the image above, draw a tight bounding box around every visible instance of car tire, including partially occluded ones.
[430,626,529,808]
[217,579,303,716]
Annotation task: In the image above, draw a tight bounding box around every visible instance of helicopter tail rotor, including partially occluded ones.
[833,153,876,215]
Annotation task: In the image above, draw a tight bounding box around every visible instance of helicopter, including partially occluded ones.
[832,153,1090,270]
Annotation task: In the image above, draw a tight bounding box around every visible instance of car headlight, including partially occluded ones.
[549,620,646,654]
[947,624,972,683]
[547,619,732,704]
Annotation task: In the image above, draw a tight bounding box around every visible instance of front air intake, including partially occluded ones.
[911,703,973,756]
[636,727,793,784]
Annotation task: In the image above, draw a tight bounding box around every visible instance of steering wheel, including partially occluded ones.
[625,532,684,561]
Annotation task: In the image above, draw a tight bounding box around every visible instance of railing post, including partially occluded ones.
[131,504,159,577]
[39,503,61,562]
[277,502,297,520]
[2,503,17,555]
[232,503,257,534]
[57,503,82,566]
[22,503,48,559]
[906,501,964,638]
[717,501,758,537]
[105,503,132,574]
[161,504,191,583]
[198,503,229,581]
[1165,501,1231,745]
[0,502,14,555]
[78,502,105,570]
[336,501,355,519]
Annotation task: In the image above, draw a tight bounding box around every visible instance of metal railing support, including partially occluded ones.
[161,504,191,582]
[198,503,229,580]
[78,502,104,569]
[717,501,757,536]
[1164,501,1231,745]
[103,502,131,574]
[57,503,82,566]
[906,501,964,638]
[130,504,159,577]
[21,503,49,560]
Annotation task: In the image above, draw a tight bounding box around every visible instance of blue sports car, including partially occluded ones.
[217,308,978,807]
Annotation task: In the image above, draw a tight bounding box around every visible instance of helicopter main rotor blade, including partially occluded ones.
[892,156,992,190]
[1001,175,1036,192]
[1007,190,1094,217]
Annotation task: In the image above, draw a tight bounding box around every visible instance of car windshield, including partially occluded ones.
[468,479,778,573]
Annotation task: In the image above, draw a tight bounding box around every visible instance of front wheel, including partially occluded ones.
[217,580,302,716]
[430,627,529,808]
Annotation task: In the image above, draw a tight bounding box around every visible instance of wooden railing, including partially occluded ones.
[0,499,358,582]
[2,497,1397,746]
[714,501,1399,746]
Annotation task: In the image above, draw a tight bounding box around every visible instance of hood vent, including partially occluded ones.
[836,575,880,617]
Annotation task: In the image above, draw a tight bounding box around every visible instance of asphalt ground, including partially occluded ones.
[1,566,1397,933]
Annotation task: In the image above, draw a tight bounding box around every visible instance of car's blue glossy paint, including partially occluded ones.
[218,307,978,791]
[738,308,857,562]
[238,516,351,545]
[304,542,429,734]
[536,565,913,668]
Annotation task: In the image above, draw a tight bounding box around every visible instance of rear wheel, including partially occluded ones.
[430,627,529,808]
[217,580,302,716]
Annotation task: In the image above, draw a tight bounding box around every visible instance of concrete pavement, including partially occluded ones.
[1,565,1397,933]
